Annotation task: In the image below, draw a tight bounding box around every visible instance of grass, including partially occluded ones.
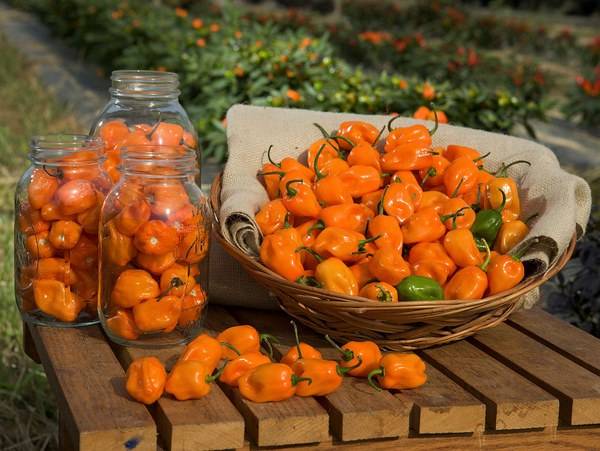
[0,33,82,451]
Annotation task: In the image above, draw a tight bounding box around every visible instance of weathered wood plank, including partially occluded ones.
[207,306,330,447]
[396,363,486,435]
[508,308,600,376]
[114,344,245,451]
[471,323,600,426]
[29,325,156,451]
[231,307,412,442]
[22,322,40,363]
[421,340,559,430]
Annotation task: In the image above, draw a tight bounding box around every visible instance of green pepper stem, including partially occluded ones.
[266,144,280,167]
[206,362,226,383]
[260,333,279,361]
[473,151,491,163]
[291,374,312,386]
[495,160,531,177]
[295,246,324,262]
[376,284,393,302]
[357,234,381,253]
[290,320,303,360]
[420,167,437,188]
[377,185,390,216]
[258,170,285,178]
[439,206,469,230]
[470,184,482,211]
[450,177,465,198]
[283,212,292,229]
[387,114,402,132]
[313,143,327,181]
[337,356,363,376]
[428,103,439,136]
[220,342,241,356]
[479,239,491,272]
[285,179,303,198]
[324,335,354,362]
[331,134,355,149]
[367,367,384,391]
[374,125,386,144]
[313,122,331,140]
[496,188,507,213]
[296,275,323,288]
[306,220,325,235]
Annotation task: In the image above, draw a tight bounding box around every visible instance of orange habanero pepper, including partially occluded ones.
[281,179,321,218]
[367,353,427,390]
[382,180,416,224]
[359,281,399,303]
[443,229,483,268]
[444,243,491,300]
[165,360,221,400]
[347,140,381,170]
[220,352,272,387]
[338,165,383,197]
[439,198,476,230]
[325,336,383,377]
[319,203,374,233]
[178,334,223,371]
[260,226,304,281]
[238,362,309,402]
[133,295,182,333]
[255,199,289,236]
[384,116,436,153]
[368,247,411,285]
[313,227,378,261]
[106,308,139,340]
[418,154,450,189]
[217,325,278,360]
[336,121,380,150]
[349,257,374,290]
[111,269,160,308]
[418,190,449,213]
[488,160,530,223]
[33,280,84,322]
[408,242,457,285]
[125,356,167,404]
[367,195,403,252]
[401,207,446,244]
[292,358,354,396]
[486,243,530,295]
[280,343,322,367]
[494,215,536,254]
[443,156,479,197]
[28,168,59,209]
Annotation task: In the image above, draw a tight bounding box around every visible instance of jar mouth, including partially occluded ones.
[30,134,104,165]
[120,144,198,177]
[110,70,181,99]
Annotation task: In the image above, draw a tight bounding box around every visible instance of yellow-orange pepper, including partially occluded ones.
[325,336,383,377]
[337,121,380,150]
[319,203,374,234]
[255,199,289,236]
[359,281,398,303]
[368,353,427,390]
[33,279,84,322]
[488,160,530,222]
[281,179,321,218]
[443,229,483,268]
[401,207,446,244]
[368,248,411,286]
[259,227,304,282]
[408,242,457,285]
[217,325,278,360]
[238,363,307,402]
[165,360,220,400]
[494,217,534,254]
[314,256,359,296]
[179,334,223,371]
[126,356,167,404]
[219,352,272,387]
[280,343,323,367]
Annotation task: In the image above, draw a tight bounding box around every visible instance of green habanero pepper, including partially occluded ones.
[396,275,443,301]
[470,188,506,246]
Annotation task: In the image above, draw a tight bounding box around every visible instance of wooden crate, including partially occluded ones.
[24,306,600,450]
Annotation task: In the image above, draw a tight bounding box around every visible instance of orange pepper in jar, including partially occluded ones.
[159,263,198,297]
[25,231,55,259]
[178,283,207,327]
[106,308,139,340]
[55,179,97,215]
[48,220,82,250]
[111,269,160,308]
[28,168,58,209]
[76,191,104,234]
[114,199,152,236]
[134,220,179,255]
[104,221,137,266]
[136,251,176,275]
[31,257,78,285]
[70,235,98,270]
[33,280,84,322]
[133,295,182,333]
[125,356,167,405]
[18,207,49,235]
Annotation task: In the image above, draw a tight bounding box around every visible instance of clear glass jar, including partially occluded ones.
[14,135,111,326]
[98,145,211,348]
[89,70,198,183]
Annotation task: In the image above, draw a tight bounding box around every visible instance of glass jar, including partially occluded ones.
[89,70,198,183]
[98,145,211,348]
[14,135,111,326]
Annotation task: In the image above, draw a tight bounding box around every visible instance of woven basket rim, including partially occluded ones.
[210,172,576,308]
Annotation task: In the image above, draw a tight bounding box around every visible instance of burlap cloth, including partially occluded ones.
[210,105,591,310]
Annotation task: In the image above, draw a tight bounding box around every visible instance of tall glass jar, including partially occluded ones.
[15,135,111,326]
[98,145,210,348]
[90,70,198,183]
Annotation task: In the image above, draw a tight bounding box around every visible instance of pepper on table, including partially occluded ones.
[238,362,311,403]
[178,334,223,372]
[125,356,167,405]
[325,335,383,377]
[280,320,323,367]
[217,324,278,360]
[165,360,223,400]
[219,351,272,387]
[367,353,427,390]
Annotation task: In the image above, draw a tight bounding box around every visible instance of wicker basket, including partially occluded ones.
[210,174,576,350]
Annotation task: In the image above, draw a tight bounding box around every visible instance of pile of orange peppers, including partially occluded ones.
[125,322,427,404]
[255,116,535,301]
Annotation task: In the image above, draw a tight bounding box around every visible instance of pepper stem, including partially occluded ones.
[220,342,241,356]
[291,374,312,386]
[495,160,531,177]
[295,246,324,262]
[313,143,327,181]
[283,212,292,229]
[290,320,303,360]
[374,125,386,144]
[357,234,382,253]
[439,206,469,230]
[296,275,323,288]
[337,356,363,376]
[306,220,325,235]
[420,167,437,187]
[324,335,354,362]
[266,144,280,167]
[258,170,285,178]
[428,103,439,136]
[260,333,279,361]
[450,177,465,198]
[367,367,384,391]
[479,239,491,272]
[473,151,491,163]
[205,362,226,383]
[387,114,402,132]
[496,188,507,212]
[285,179,303,197]
[377,185,390,216]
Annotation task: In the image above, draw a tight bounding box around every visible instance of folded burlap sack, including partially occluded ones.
[213,104,591,309]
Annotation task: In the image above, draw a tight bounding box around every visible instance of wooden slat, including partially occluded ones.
[29,325,156,451]
[396,364,485,434]
[471,323,600,426]
[231,307,412,442]
[23,322,40,363]
[508,308,600,376]
[421,340,559,430]
[206,306,330,447]
[113,344,245,451]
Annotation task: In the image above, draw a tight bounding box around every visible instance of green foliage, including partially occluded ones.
[15,0,551,162]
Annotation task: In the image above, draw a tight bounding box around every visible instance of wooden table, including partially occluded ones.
[24,306,600,450]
